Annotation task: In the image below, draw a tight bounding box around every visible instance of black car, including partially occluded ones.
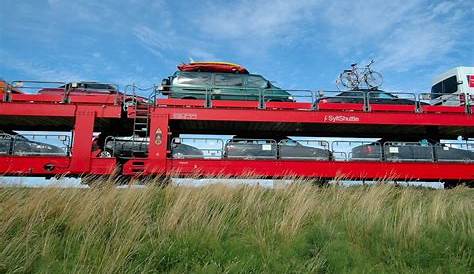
[224,138,277,159]
[278,138,332,160]
[351,139,474,162]
[0,132,65,156]
[320,90,424,105]
[102,136,203,158]
[224,137,332,160]
[434,143,474,162]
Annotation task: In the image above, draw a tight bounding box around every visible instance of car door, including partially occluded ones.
[214,73,244,100]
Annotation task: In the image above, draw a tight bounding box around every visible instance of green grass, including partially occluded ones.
[0,182,472,273]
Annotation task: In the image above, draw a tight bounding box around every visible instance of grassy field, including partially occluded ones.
[0,182,472,273]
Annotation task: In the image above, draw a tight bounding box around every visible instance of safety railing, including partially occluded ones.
[5,80,122,105]
[383,142,434,162]
[171,137,224,159]
[103,136,149,158]
[367,91,418,112]
[434,141,474,162]
[95,135,474,163]
[224,138,278,159]
[0,134,13,155]
[331,140,383,161]
[278,139,331,160]
[123,84,155,110]
[0,133,70,156]
[418,92,472,113]
[156,84,474,114]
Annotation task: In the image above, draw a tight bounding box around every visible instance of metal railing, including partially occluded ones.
[93,136,474,163]
[331,140,382,161]
[418,92,472,113]
[171,137,224,159]
[7,80,122,105]
[157,84,473,114]
[278,139,331,160]
[0,133,71,156]
[435,141,474,162]
[383,142,434,162]
[103,136,149,158]
[224,138,278,159]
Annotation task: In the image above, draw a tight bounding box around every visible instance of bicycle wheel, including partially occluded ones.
[338,71,359,89]
[365,71,383,88]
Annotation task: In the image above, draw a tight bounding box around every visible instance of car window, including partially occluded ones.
[370,92,396,99]
[247,75,268,88]
[84,83,116,90]
[215,74,243,87]
[339,92,362,98]
[442,76,458,94]
[231,139,271,144]
[173,72,211,86]
[280,139,298,146]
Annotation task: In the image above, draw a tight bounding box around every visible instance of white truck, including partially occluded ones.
[430,66,474,106]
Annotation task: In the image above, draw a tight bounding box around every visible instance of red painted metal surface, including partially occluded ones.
[0,156,116,176]
[0,97,473,180]
[0,156,71,176]
[0,102,122,118]
[156,107,473,127]
[171,159,474,181]
[120,159,474,181]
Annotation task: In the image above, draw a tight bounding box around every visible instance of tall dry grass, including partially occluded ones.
[0,180,472,273]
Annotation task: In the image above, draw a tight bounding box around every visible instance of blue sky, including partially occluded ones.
[1,0,473,96]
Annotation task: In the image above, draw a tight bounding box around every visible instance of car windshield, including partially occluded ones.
[369,92,397,99]
[85,83,116,90]
[338,92,363,98]
[173,72,211,86]
[279,138,299,146]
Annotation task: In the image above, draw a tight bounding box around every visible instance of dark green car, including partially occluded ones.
[161,71,294,102]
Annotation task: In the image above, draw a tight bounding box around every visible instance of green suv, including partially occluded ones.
[160,71,294,102]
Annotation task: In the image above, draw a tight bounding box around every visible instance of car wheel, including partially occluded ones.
[173,152,184,159]
[99,150,113,158]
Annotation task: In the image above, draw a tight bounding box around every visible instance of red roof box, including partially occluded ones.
[178,62,249,74]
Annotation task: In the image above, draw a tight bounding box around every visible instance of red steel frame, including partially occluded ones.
[0,95,473,182]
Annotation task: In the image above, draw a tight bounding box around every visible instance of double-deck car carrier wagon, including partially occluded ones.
[1,77,473,187]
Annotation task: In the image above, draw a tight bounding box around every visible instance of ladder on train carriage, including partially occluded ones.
[130,85,150,157]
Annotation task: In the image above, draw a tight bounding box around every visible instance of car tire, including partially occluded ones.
[99,150,113,158]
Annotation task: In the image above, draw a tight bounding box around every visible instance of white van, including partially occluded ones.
[430,66,474,106]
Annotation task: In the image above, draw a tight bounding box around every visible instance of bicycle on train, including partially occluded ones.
[336,60,383,90]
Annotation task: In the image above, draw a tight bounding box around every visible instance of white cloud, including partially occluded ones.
[322,0,471,71]
[133,25,171,58]
[197,0,320,40]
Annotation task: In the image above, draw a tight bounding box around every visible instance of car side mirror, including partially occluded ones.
[159,78,171,94]
[161,78,170,86]
[173,138,181,144]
